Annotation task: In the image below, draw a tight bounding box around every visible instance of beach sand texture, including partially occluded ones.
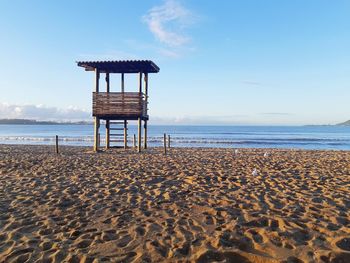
[0,145,349,262]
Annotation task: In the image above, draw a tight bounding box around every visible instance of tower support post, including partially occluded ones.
[105,72,110,149]
[138,118,142,153]
[143,121,148,149]
[124,120,128,149]
[94,69,100,152]
[94,118,100,152]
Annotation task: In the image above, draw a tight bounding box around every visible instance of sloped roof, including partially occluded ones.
[77,60,160,74]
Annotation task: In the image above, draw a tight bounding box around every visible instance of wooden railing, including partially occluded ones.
[92,92,147,117]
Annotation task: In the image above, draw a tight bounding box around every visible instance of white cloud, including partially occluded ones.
[0,102,91,121]
[143,0,194,47]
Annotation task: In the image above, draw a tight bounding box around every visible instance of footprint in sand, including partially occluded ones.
[269,234,283,247]
[247,229,264,244]
[196,250,251,263]
[101,230,118,241]
[219,231,254,252]
[291,229,312,246]
[329,252,350,262]
[117,234,132,248]
[136,226,146,236]
[205,215,215,225]
[65,254,82,263]
[116,251,138,262]
[75,239,92,249]
[149,240,169,258]
[69,230,81,240]
[244,217,269,228]
[3,247,34,262]
[175,242,192,256]
[283,242,294,250]
[0,232,8,242]
[40,240,54,251]
[280,256,304,263]
[327,222,341,231]
[38,227,53,236]
[336,237,350,251]
[192,235,205,247]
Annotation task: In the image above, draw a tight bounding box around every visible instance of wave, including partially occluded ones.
[0,135,349,147]
[0,136,94,142]
[163,136,350,142]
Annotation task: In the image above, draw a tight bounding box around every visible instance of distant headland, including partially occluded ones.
[0,119,92,125]
[337,120,350,126]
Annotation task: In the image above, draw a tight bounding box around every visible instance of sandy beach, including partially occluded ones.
[0,145,349,262]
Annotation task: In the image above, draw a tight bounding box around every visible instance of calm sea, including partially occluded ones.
[0,124,350,150]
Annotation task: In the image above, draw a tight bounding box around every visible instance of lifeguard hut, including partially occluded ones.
[77,60,160,152]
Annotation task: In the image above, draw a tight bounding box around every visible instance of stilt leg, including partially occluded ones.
[94,117,100,152]
[105,120,110,149]
[138,118,142,153]
[143,120,148,149]
[124,120,127,149]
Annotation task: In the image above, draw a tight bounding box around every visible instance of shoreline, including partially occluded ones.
[0,145,349,262]
[1,143,350,152]
[1,124,350,151]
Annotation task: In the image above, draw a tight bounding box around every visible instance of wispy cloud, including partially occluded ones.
[143,0,193,46]
[0,103,90,121]
[143,0,196,57]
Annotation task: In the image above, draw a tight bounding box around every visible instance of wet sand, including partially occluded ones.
[0,145,349,262]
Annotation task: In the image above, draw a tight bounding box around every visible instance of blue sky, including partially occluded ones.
[0,0,349,125]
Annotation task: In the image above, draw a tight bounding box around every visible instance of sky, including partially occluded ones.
[0,0,349,125]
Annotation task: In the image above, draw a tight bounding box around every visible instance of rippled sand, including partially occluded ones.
[0,145,349,262]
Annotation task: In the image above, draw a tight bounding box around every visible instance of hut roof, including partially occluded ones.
[76,60,160,74]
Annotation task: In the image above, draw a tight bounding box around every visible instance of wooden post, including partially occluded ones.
[105,121,110,149]
[144,121,147,149]
[98,133,101,148]
[144,73,148,117]
[133,134,136,148]
[138,118,142,153]
[55,135,59,154]
[124,120,127,149]
[105,72,110,149]
[95,69,100,92]
[106,72,110,92]
[136,72,143,153]
[144,73,148,102]
[144,73,148,149]
[163,133,167,155]
[94,118,99,152]
[139,72,143,93]
[121,73,125,93]
[168,135,170,148]
[93,69,100,152]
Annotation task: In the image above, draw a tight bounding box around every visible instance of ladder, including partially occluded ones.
[109,120,127,148]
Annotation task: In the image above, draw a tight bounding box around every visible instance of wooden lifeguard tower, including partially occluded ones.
[77,60,160,152]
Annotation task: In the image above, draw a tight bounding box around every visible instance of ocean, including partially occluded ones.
[1,124,350,150]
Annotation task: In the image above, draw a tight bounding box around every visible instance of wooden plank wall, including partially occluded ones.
[93,92,146,117]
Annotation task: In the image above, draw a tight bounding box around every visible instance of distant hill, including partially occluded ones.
[337,120,350,126]
[0,119,92,125]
